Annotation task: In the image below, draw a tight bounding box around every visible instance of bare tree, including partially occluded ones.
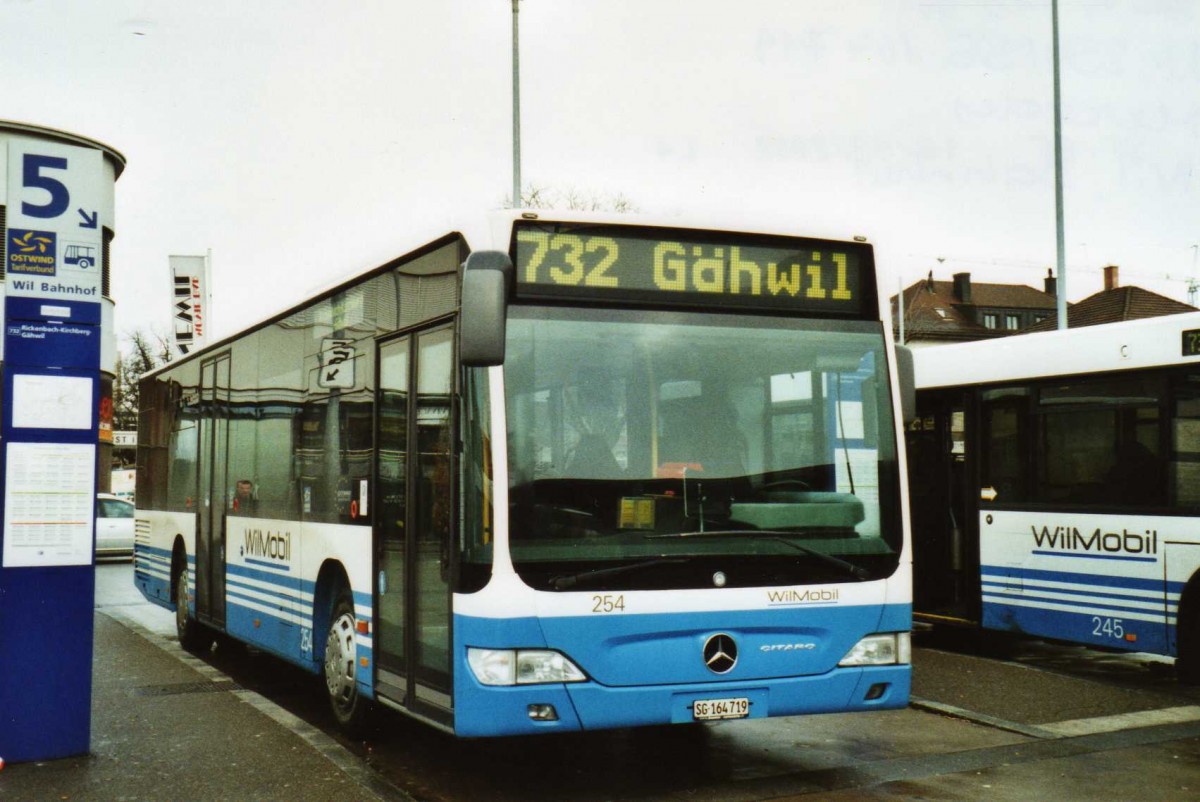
[113,328,175,431]
[505,183,638,213]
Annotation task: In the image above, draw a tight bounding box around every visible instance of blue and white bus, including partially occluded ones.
[909,312,1200,681]
[135,211,914,736]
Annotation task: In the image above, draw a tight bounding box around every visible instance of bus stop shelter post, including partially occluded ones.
[0,122,123,762]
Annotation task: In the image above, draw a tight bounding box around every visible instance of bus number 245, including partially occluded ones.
[1091,617,1124,640]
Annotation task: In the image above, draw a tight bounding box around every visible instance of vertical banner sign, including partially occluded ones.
[2,134,109,762]
[170,254,208,355]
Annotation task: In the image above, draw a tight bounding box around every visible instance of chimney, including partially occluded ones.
[1103,264,1119,291]
[953,272,972,303]
[1044,267,1056,297]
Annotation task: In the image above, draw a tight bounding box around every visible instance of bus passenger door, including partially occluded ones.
[908,389,978,622]
[196,354,230,629]
[375,326,454,722]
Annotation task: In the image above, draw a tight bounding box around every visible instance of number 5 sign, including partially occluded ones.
[6,138,106,302]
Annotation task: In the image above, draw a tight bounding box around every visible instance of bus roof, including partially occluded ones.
[145,210,876,379]
[490,208,871,247]
[914,310,1200,389]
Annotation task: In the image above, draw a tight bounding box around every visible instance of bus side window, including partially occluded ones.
[1173,393,1200,507]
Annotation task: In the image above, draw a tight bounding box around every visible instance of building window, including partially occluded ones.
[983,313,997,330]
[1005,314,1020,330]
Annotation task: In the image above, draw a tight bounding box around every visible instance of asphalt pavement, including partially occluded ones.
[0,602,406,801]
[0,565,1197,801]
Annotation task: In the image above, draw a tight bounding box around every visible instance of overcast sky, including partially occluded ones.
[3,0,1198,344]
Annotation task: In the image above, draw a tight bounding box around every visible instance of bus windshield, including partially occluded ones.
[504,305,903,590]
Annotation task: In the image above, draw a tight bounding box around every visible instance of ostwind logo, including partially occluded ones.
[12,230,53,254]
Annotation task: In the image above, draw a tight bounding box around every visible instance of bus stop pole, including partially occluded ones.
[0,123,122,762]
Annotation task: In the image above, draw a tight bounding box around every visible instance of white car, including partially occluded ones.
[96,492,134,559]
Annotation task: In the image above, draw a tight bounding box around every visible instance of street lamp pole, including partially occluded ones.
[512,0,522,208]
[1052,0,1068,329]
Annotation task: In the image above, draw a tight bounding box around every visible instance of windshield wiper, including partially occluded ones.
[644,530,871,581]
[550,557,689,590]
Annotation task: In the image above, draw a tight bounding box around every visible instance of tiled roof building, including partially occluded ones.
[892,271,1058,346]
[1024,265,1196,332]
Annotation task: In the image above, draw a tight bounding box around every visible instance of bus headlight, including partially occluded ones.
[467,648,516,685]
[838,633,911,666]
[467,648,587,686]
[517,650,587,684]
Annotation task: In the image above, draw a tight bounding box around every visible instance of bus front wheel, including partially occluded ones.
[175,561,214,653]
[324,593,370,733]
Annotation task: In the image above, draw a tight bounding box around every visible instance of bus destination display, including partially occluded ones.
[513,223,871,314]
[1183,328,1200,357]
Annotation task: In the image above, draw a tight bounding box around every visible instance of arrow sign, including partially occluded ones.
[980,487,998,502]
[77,209,98,228]
[318,338,355,389]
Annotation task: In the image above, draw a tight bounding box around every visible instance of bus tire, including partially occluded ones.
[324,593,370,734]
[1177,577,1200,685]
[175,560,214,654]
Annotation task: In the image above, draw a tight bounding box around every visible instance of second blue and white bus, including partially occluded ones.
[135,210,914,736]
[909,312,1200,681]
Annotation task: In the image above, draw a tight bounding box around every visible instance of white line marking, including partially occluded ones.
[1040,705,1200,737]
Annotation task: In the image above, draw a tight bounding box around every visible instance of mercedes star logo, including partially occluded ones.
[703,633,738,674]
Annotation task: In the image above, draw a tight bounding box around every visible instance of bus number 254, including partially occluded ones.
[1091,617,1124,640]
[592,595,626,613]
[300,626,314,656]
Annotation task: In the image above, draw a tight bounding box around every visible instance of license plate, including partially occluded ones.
[692,697,750,721]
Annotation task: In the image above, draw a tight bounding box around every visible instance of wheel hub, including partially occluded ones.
[175,569,188,633]
[325,612,357,706]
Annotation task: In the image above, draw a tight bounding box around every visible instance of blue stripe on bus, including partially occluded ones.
[980,579,1179,607]
[225,597,375,698]
[1031,550,1157,563]
[224,586,298,617]
[228,564,302,602]
[229,561,299,585]
[981,599,1172,655]
[290,576,371,610]
[133,548,374,683]
[224,576,296,603]
[982,589,1176,620]
[136,544,370,607]
[982,564,1186,594]
[134,571,172,607]
[226,598,312,668]
[245,556,291,572]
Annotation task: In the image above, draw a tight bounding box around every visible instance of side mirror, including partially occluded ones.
[459,250,511,367]
[895,345,916,424]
